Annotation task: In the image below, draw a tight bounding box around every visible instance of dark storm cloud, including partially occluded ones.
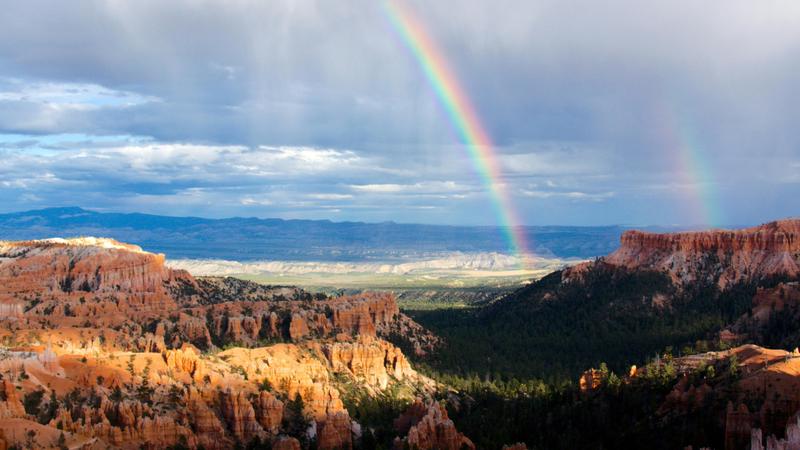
[0,0,798,225]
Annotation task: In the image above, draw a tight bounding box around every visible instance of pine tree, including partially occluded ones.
[282,393,310,441]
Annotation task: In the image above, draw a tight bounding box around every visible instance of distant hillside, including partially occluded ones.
[0,206,628,261]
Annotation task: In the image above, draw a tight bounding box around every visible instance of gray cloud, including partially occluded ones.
[0,0,798,225]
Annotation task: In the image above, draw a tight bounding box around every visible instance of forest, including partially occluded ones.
[405,262,757,381]
[379,262,796,448]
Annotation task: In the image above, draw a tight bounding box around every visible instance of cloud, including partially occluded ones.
[500,143,611,176]
[0,78,161,134]
[307,193,354,200]
[350,181,470,194]
[240,197,273,206]
[0,140,383,189]
[0,78,159,109]
[520,189,615,202]
[0,1,797,225]
[0,136,483,220]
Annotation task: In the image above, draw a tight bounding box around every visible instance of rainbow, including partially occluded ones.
[655,102,724,228]
[381,0,533,265]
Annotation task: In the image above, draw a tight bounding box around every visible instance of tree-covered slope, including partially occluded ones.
[409,262,758,381]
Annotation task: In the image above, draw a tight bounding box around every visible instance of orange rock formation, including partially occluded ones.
[0,238,439,449]
[393,400,475,450]
[603,219,800,287]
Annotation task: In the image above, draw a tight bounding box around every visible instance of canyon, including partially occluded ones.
[409,218,800,449]
[2,218,800,449]
[0,238,463,449]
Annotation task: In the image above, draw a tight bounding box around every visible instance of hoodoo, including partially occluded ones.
[0,237,443,449]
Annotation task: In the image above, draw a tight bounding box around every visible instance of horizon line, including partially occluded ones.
[0,205,774,231]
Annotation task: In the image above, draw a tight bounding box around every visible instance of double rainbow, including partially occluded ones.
[382,0,533,265]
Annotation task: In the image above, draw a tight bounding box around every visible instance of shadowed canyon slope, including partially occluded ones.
[409,218,800,449]
[0,237,464,449]
[482,218,800,376]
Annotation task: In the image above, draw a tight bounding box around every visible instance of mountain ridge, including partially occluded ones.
[0,206,631,261]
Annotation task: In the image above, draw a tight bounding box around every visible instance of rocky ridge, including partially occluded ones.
[600,219,800,288]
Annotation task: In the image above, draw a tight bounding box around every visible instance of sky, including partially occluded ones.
[0,0,798,227]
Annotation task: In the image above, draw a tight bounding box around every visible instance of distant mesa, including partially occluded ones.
[562,218,800,288]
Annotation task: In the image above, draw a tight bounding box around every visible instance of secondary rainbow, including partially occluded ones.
[381,0,533,265]
[655,100,724,228]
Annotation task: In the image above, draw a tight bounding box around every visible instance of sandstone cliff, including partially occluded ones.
[0,238,189,310]
[393,400,475,450]
[323,337,419,390]
[0,237,437,354]
[602,219,800,288]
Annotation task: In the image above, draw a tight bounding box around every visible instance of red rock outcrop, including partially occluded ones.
[0,380,25,418]
[164,345,207,383]
[0,237,438,450]
[273,436,302,450]
[0,237,436,352]
[185,387,230,448]
[749,282,800,324]
[393,399,429,435]
[330,292,399,336]
[177,290,420,350]
[601,219,800,288]
[174,313,213,348]
[0,238,191,312]
[579,369,603,393]
[317,411,353,450]
[253,391,283,433]
[288,313,310,340]
[658,375,712,415]
[323,338,417,389]
[393,400,475,450]
[217,345,346,419]
[266,312,280,337]
[751,411,800,450]
[47,395,202,449]
[725,402,752,450]
[220,388,264,442]
[654,345,800,448]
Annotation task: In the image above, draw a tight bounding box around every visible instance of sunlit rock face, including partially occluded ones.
[646,344,800,449]
[601,219,800,288]
[322,337,416,390]
[0,237,189,315]
[392,400,475,450]
[0,237,440,449]
[0,237,438,352]
[0,238,173,293]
